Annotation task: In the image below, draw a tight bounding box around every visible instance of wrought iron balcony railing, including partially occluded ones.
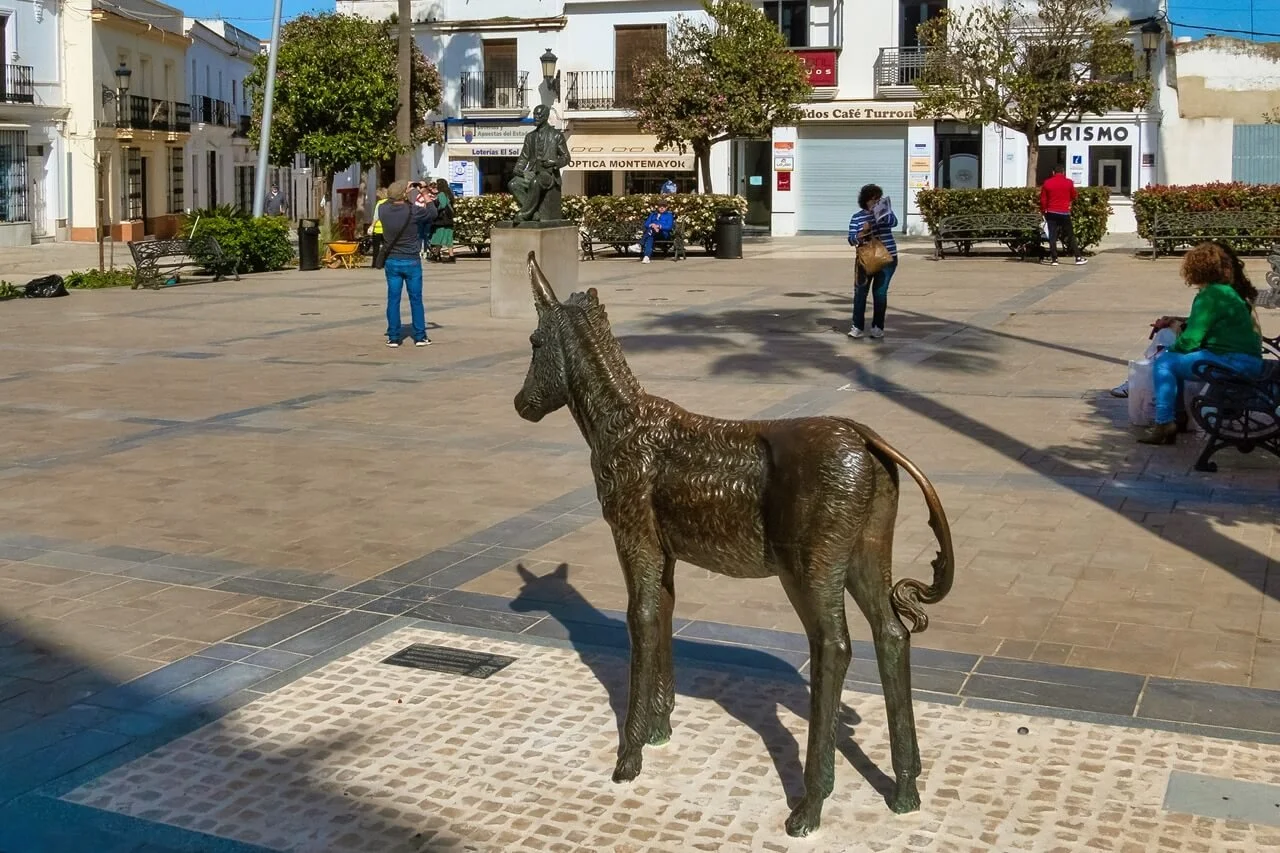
[873,46,931,97]
[563,70,640,111]
[1,65,34,104]
[459,71,529,111]
[115,96,191,132]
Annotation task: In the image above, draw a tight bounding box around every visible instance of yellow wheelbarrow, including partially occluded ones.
[322,241,364,269]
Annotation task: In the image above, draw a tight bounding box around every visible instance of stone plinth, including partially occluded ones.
[490,224,579,320]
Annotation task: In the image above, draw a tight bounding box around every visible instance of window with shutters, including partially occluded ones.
[168,147,184,213]
[614,25,666,108]
[124,147,143,220]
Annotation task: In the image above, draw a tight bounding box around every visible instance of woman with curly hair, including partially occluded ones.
[1139,241,1264,445]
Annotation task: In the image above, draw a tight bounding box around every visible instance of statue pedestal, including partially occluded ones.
[490,224,580,320]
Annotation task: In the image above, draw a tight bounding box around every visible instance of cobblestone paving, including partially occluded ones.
[66,627,1280,853]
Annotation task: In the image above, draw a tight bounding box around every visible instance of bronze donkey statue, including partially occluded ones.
[513,253,955,837]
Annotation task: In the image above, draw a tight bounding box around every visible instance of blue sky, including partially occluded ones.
[179,1,335,39]
[1168,0,1280,41]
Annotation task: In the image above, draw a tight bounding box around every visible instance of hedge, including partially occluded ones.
[179,205,294,274]
[1133,183,1280,250]
[451,193,748,253]
[916,187,1112,252]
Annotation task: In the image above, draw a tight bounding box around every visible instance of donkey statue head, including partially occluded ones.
[513,251,640,425]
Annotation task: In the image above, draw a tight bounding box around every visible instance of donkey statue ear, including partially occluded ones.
[528,252,559,308]
[517,564,537,583]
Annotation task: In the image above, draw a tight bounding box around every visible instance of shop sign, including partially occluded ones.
[800,102,920,122]
[774,155,794,172]
[796,49,839,87]
[446,122,531,144]
[1041,124,1131,143]
[448,144,523,158]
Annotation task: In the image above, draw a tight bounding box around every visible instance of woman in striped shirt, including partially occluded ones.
[847,183,899,339]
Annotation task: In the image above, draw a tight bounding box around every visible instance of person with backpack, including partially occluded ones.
[429,183,456,264]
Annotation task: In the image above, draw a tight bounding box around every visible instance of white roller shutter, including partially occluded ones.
[796,125,907,233]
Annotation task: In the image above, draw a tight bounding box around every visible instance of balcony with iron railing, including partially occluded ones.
[235,114,251,137]
[459,71,529,112]
[114,95,191,133]
[1,65,35,104]
[563,70,640,112]
[874,46,931,98]
[195,96,234,126]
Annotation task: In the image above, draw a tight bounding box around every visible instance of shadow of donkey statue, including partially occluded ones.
[509,562,898,813]
[513,252,956,837]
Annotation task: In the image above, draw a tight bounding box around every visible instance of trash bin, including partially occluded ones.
[297,218,321,271]
[714,209,743,260]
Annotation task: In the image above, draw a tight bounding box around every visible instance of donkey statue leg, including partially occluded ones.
[846,480,923,814]
[611,534,675,783]
[777,568,852,837]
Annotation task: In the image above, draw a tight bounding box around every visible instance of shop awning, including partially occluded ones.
[565,134,695,171]
[447,142,523,158]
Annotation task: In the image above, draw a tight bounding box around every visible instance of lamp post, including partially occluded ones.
[540,48,560,102]
[99,62,132,271]
[1141,19,1163,77]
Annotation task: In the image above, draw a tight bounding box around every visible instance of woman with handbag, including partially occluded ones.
[847,183,899,340]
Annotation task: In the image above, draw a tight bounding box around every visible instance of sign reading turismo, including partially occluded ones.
[1041,125,1131,143]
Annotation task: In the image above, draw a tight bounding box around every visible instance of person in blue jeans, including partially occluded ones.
[376,180,437,347]
[847,183,899,339]
[640,200,674,264]
[1140,241,1264,445]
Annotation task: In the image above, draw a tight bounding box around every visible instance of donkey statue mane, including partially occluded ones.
[514,252,956,837]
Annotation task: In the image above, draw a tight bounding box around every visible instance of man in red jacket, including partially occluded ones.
[1039,166,1086,266]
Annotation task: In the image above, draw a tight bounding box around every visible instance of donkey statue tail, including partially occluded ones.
[851,423,956,634]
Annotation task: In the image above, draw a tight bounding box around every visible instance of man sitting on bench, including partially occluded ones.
[640,200,674,264]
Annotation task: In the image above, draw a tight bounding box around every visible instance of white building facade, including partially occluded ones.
[334,0,731,221]
[1,0,69,245]
[332,0,1179,235]
[184,19,258,213]
[63,0,192,243]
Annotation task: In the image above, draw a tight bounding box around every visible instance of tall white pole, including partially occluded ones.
[252,0,285,217]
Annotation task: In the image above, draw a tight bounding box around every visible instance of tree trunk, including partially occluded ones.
[1025,136,1040,187]
[395,0,413,181]
[695,140,712,194]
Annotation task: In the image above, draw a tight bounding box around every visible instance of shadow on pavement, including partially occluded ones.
[508,562,897,808]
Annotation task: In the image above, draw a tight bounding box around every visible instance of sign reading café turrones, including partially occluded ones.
[800,102,922,121]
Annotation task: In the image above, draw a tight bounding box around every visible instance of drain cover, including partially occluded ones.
[382,643,515,679]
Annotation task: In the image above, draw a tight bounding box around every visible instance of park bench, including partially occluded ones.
[127,236,239,290]
[580,217,687,261]
[932,213,1043,260]
[1261,246,1280,309]
[1147,212,1280,259]
[1186,333,1280,472]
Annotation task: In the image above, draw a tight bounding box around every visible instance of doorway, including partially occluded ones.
[27,148,46,236]
[733,139,772,228]
[140,156,151,231]
[207,151,218,207]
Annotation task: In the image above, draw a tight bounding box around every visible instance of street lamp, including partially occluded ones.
[115,61,133,95]
[540,48,560,100]
[1140,19,1163,75]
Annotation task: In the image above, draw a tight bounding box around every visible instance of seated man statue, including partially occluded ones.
[508,104,571,223]
[640,200,674,264]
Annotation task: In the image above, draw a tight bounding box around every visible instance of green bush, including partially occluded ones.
[64,269,136,289]
[0,280,21,300]
[916,187,1112,251]
[1132,183,1280,251]
[179,205,294,274]
[451,193,748,252]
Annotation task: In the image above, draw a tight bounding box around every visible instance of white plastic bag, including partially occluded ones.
[1127,358,1156,426]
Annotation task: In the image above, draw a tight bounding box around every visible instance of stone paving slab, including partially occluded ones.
[61,626,1280,853]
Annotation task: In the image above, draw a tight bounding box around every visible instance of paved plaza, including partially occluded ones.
[0,239,1278,851]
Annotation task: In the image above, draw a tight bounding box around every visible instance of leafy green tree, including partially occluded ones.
[244,13,443,224]
[632,0,810,192]
[916,0,1149,185]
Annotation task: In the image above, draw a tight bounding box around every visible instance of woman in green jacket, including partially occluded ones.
[1140,241,1264,445]
[429,183,456,263]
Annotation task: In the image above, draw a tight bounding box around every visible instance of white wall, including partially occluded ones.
[185,20,257,211]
